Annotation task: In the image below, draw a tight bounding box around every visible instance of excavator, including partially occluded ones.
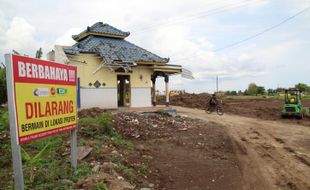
[281,88,309,119]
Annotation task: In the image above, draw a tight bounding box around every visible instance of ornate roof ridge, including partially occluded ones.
[72,22,130,41]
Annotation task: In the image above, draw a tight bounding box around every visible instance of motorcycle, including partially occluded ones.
[205,99,224,116]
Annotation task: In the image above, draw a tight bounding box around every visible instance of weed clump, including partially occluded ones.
[96,181,110,190]
[79,113,113,137]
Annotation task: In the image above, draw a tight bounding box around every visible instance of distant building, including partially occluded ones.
[48,22,183,108]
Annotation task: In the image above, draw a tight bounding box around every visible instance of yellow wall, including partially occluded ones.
[130,67,152,88]
[67,54,152,88]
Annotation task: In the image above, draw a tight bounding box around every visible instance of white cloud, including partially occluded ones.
[4,17,36,51]
[55,28,82,46]
[0,17,51,60]
[136,22,266,85]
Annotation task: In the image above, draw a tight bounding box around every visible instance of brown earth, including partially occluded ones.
[75,106,310,190]
[74,110,244,189]
[1,105,308,189]
[174,106,310,190]
[158,93,310,126]
[113,112,243,189]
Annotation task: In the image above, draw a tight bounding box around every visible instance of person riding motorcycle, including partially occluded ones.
[206,93,224,115]
[208,94,218,107]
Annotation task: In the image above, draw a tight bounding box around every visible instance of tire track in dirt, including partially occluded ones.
[174,106,310,190]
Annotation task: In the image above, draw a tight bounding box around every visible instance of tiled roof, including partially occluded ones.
[72,22,130,41]
[64,35,169,64]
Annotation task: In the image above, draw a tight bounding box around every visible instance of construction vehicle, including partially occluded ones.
[281,88,309,119]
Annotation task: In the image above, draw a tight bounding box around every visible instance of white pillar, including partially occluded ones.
[165,75,170,106]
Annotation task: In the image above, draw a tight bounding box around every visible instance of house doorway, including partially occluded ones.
[117,75,131,107]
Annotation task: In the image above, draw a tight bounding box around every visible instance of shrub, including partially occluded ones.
[0,109,9,131]
[78,113,114,137]
[97,113,113,136]
[0,68,7,104]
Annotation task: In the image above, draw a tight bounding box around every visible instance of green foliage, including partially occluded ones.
[35,48,43,59]
[0,68,7,104]
[78,113,113,137]
[116,163,136,184]
[78,117,98,136]
[267,88,276,95]
[96,182,110,190]
[72,162,93,180]
[257,86,266,95]
[0,110,135,189]
[303,95,310,99]
[110,154,136,184]
[155,109,166,116]
[0,108,8,131]
[295,83,310,93]
[225,90,237,96]
[78,116,98,128]
[22,142,53,184]
[0,109,10,170]
[98,113,113,136]
[247,83,258,95]
[138,164,150,174]
[22,142,52,163]
[111,133,133,150]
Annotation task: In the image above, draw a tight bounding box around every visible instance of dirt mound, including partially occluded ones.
[159,93,310,126]
[113,112,201,140]
[158,93,210,109]
[78,107,106,118]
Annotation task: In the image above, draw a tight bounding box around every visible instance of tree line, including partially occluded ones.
[225,83,310,96]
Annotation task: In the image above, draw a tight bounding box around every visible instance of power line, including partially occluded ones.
[130,0,256,34]
[130,0,259,59]
[214,6,310,52]
[129,0,232,30]
[170,6,310,63]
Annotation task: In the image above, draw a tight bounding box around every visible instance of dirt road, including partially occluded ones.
[158,93,310,126]
[174,106,310,190]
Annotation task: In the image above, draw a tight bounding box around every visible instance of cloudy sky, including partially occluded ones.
[0,0,309,93]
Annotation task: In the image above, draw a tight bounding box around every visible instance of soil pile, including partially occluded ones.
[158,93,310,125]
[113,112,199,140]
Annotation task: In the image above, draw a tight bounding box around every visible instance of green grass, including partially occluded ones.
[155,109,166,116]
[79,113,133,150]
[117,164,136,184]
[303,95,310,99]
[96,181,110,190]
[21,134,93,189]
[0,127,92,190]
[78,113,113,137]
[111,133,134,150]
[109,154,137,184]
[224,95,278,100]
[0,110,137,189]
[138,164,150,175]
[224,94,310,100]
[0,107,8,131]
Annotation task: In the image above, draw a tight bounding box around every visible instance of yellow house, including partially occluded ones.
[48,22,183,109]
